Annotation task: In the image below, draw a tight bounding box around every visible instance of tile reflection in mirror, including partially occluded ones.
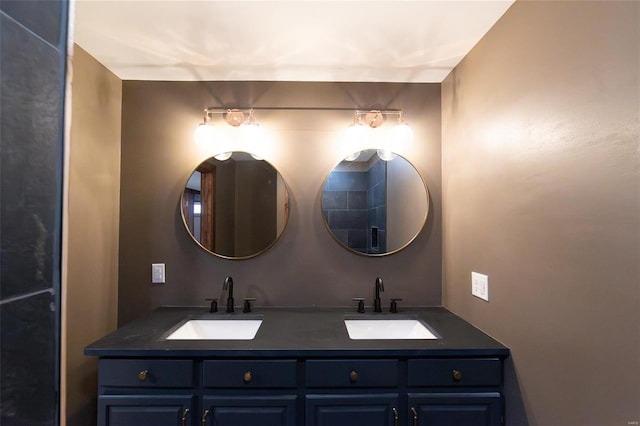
[321,150,428,256]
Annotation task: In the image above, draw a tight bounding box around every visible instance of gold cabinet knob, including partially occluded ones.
[243,371,252,383]
[452,369,463,382]
[349,370,359,383]
[138,370,149,382]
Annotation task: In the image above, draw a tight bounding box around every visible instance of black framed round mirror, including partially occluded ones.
[181,152,290,259]
[321,149,429,256]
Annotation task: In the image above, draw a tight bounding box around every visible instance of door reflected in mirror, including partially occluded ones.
[181,152,289,259]
[321,150,429,256]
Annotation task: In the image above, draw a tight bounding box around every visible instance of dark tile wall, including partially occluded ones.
[0,2,68,425]
[323,159,387,254]
[366,159,386,253]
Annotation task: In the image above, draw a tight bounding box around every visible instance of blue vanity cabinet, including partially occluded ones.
[305,394,399,426]
[98,395,194,426]
[86,308,510,426]
[96,359,195,426]
[200,359,298,426]
[201,395,297,426]
[305,359,401,426]
[406,358,504,426]
[407,393,502,426]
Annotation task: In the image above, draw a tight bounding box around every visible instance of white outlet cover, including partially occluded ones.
[152,263,165,284]
[471,272,489,302]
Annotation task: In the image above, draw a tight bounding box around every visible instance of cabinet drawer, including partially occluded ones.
[408,358,502,387]
[203,360,297,388]
[99,359,194,388]
[306,359,398,388]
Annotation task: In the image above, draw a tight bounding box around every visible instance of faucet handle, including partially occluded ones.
[205,298,218,313]
[243,297,256,313]
[389,298,403,313]
[352,297,365,313]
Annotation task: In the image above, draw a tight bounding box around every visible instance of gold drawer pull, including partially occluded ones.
[138,370,149,382]
[411,407,418,426]
[181,408,190,426]
[349,370,359,382]
[392,407,398,426]
[201,409,209,426]
[452,369,463,382]
[243,371,252,383]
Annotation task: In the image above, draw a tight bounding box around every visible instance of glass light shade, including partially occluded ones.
[240,122,264,143]
[343,123,369,153]
[392,122,413,148]
[343,151,361,161]
[214,152,232,161]
[240,122,266,159]
[377,149,397,161]
[194,123,217,147]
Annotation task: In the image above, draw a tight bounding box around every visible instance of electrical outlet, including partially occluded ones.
[152,263,165,284]
[471,272,489,302]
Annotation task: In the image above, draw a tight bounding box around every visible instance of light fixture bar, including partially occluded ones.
[203,106,403,113]
[202,107,404,129]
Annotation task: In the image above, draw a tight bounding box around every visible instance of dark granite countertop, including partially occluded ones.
[85,306,509,358]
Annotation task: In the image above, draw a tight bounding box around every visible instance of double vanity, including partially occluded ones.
[85,306,509,426]
[87,149,508,425]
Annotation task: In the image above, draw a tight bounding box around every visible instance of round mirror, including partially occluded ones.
[321,149,429,256]
[181,152,290,259]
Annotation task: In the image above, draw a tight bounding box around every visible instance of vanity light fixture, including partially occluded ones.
[343,110,413,161]
[194,106,412,161]
[349,109,410,130]
[194,108,265,159]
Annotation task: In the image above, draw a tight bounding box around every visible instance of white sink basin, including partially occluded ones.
[344,318,438,340]
[166,318,263,340]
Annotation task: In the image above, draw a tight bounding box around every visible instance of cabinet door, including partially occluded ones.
[306,394,399,426]
[98,395,194,426]
[408,393,502,426]
[202,395,296,426]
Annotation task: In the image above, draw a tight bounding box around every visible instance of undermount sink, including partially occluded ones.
[166,317,263,340]
[344,316,438,340]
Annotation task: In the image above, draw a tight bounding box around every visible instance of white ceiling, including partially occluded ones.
[73,0,514,83]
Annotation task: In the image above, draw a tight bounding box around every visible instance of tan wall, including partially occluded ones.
[118,81,442,325]
[442,1,639,424]
[387,157,429,250]
[64,45,121,426]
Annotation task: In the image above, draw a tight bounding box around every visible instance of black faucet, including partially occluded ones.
[223,276,234,313]
[374,277,384,313]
